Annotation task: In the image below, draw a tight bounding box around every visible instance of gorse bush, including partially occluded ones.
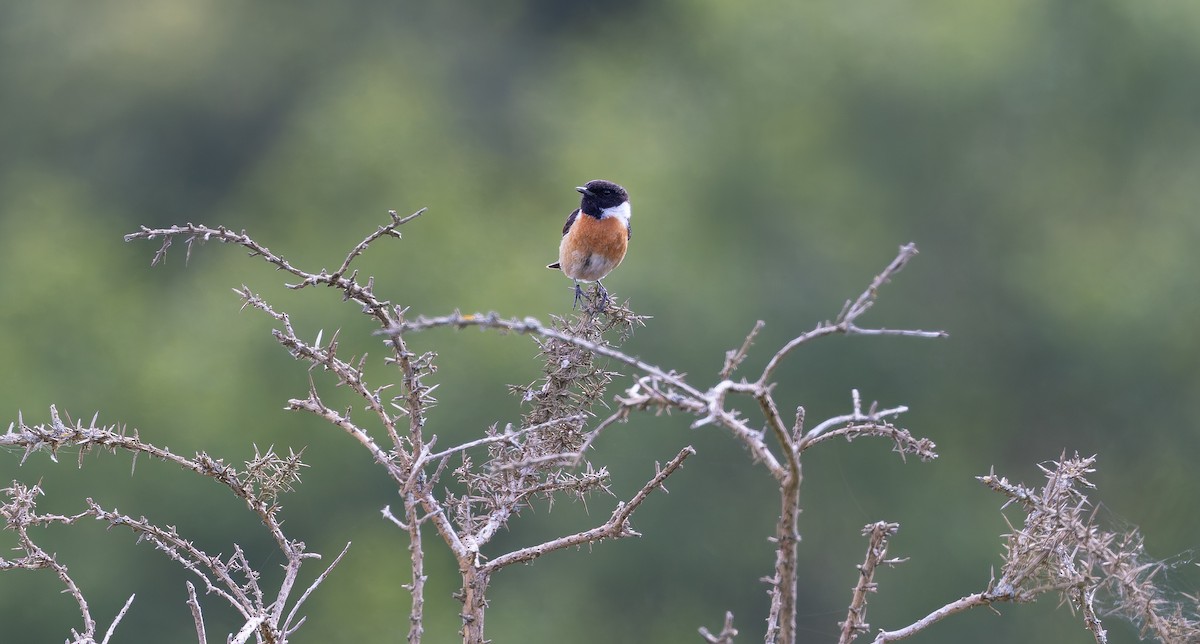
[2,214,1195,643]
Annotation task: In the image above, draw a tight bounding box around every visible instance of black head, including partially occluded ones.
[576,179,629,213]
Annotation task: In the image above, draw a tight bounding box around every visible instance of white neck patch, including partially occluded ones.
[599,201,631,227]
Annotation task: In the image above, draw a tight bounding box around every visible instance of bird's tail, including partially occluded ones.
[546,262,561,270]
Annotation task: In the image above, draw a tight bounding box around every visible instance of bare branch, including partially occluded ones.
[128,214,436,455]
[100,594,136,644]
[286,390,402,477]
[0,482,95,640]
[482,446,696,573]
[383,311,705,400]
[283,542,352,635]
[185,581,207,644]
[804,390,909,441]
[1,407,292,531]
[85,500,253,615]
[402,495,427,644]
[125,223,308,275]
[1078,586,1107,644]
[699,611,739,643]
[424,414,587,465]
[840,243,922,323]
[720,320,765,379]
[229,615,265,644]
[241,287,409,457]
[758,244,947,387]
[802,421,937,463]
[332,208,427,279]
[877,455,1200,642]
[873,589,1014,643]
[763,457,802,644]
[839,522,901,643]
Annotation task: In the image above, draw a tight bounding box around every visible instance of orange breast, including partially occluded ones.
[558,215,628,282]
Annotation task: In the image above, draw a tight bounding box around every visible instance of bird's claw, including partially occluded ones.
[571,282,610,314]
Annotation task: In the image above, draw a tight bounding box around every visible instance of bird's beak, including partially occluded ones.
[575,186,589,195]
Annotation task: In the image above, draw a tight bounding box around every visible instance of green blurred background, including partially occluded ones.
[3,1,1200,642]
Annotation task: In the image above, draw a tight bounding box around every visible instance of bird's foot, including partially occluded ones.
[571,282,610,314]
[594,282,610,311]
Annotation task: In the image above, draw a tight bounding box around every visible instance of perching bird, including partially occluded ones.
[547,179,631,309]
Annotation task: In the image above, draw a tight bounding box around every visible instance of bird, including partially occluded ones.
[547,179,631,309]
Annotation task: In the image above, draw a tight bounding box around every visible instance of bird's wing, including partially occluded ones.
[627,219,632,240]
[561,208,580,236]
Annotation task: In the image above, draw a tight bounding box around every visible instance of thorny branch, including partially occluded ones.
[481,445,695,573]
[756,243,945,388]
[0,481,105,644]
[700,612,740,644]
[388,243,947,644]
[839,522,903,643]
[14,215,1181,644]
[185,581,207,644]
[872,454,1200,643]
[125,215,696,643]
[392,309,704,400]
[128,215,479,641]
[1,410,345,643]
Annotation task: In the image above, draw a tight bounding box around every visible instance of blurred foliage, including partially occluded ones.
[3,1,1200,642]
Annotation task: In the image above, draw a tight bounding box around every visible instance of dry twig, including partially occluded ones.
[700,611,739,643]
[839,522,903,643]
[872,454,1200,643]
[1,410,346,643]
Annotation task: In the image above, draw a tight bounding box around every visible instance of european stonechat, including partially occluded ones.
[547,179,631,308]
